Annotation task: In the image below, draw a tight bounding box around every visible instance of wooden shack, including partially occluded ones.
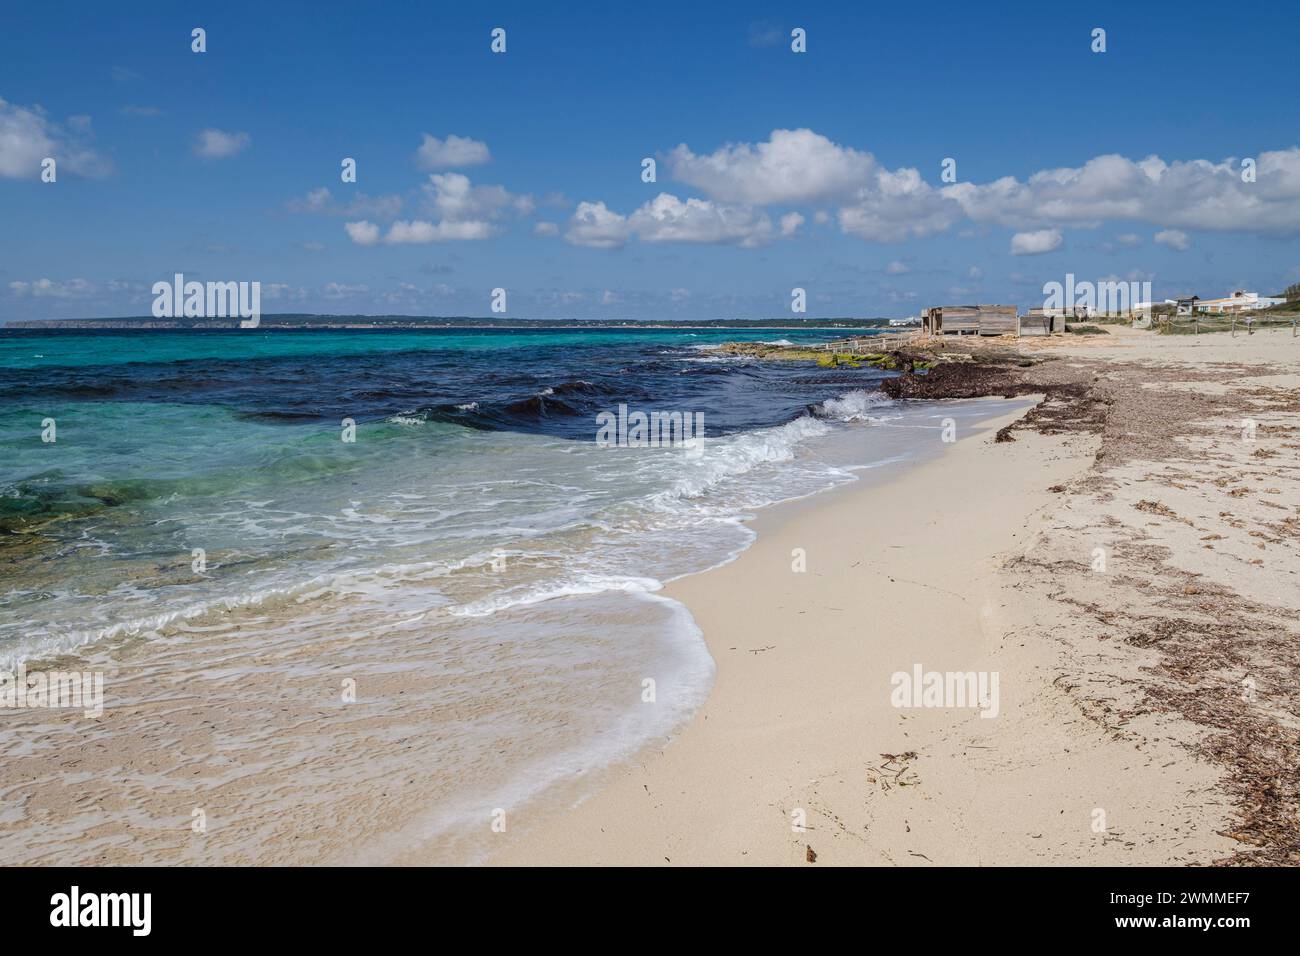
[922,305,1019,336]
[1021,310,1069,335]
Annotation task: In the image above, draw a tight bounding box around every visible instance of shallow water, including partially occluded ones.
[0,327,1011,861]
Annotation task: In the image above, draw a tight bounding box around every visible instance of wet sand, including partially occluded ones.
[490,328,1299,865]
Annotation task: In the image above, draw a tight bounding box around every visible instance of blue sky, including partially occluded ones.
[2,0,1298,321]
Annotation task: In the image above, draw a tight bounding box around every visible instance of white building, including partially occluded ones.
[1193,290,1285,314]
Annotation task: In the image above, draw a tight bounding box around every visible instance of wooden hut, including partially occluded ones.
[1022,309,1069,335]
[923,305,1019,336]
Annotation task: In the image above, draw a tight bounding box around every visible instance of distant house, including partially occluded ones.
[888,316,921,327]
[922,304,1018,336]
[1167,295,1200,315]
[1192,290,1285,314]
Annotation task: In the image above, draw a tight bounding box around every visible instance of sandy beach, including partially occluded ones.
[489,327,1300,866]
[3,326,1296,868]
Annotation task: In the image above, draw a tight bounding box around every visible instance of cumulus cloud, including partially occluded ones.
[838,167,959,242]
[1154,228,1192,250]
[193,128,250,159]
[564,194,776,248]
[1010,228,1063,255]
[667,128,874,204]
[416,133,490,169]
[565,201,632,249]
[340,173,530,245]
[0,97,110,178]
[946,149,1300,235]
[885,260,910,275]
[533,221,559,236]
[664,130,1300,244]
[630,194,773,246]
[422,172,532,220]
[344,221,381,246]
[779,212,805,237]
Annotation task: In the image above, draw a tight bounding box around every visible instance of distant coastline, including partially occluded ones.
[2,315,895,331]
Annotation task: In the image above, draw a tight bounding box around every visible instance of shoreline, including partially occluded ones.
[4,327,1295,866]
[485,396,1234,865]
[487,328,1300,866]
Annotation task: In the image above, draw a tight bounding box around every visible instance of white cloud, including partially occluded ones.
[1115,232,1142,246]
[292,187,332,212]
[945,149,1300,235]
[967,265,984,280]
[565,201,631,249]
[384,219,494,243]
[838,166,959,242]
[287,187,403,218]
[1010,228,1063,255]
[885,260,909,275]
[566,194,776,248]
[1154,228,1192,251]
[337,173,531,244]
[0,97,110,178]
[422,172,532,220]
[659,132,1300,242]
[629,193,773,246]
[341,173,525,245]
[779,212,805,237]
[416,133,490,169]
[345,218,492,245]
[533,221,559,236]
[344,221,381,246]
[667,128,875,204]
[193,128,250,159]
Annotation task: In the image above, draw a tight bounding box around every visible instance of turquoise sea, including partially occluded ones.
[0,326,1008,861]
